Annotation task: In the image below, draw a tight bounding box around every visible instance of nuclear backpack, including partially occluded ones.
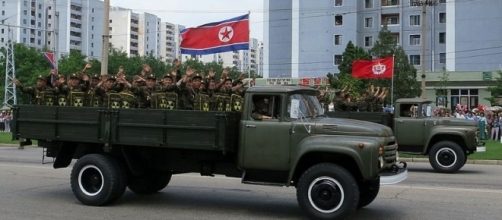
[194,93,211,112]
[69,91,86,107]
[230,94,244,112]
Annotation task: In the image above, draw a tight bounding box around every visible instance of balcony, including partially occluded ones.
[381,0,400,7]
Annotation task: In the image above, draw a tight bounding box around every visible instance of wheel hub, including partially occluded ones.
[308,177,344,213]
[436,148,457,168]
[78,165,104,196]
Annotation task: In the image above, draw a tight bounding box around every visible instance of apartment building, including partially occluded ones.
[139,13,161,57]
[264,0,502,78]
[109,7,139,57]
[46,0,104,59]
[0,0,47,50]
[195,38,263,75]
[159,22,178,63]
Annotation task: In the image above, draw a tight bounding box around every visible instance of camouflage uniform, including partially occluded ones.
[17,75,56,106]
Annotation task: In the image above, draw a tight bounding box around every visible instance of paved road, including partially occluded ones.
[1,146,502,220]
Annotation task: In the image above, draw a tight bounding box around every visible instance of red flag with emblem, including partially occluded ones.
[180,14,249,55]
[352,57,394,79]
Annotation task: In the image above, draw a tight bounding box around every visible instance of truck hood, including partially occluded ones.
[313,117,393,137]
[434,118,477,127]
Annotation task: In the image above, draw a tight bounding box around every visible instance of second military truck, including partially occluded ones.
[329,98,484,173]
[12,86,406,219]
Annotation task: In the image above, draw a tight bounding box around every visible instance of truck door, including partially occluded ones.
[394,103,425,152]
[239,94,291,171]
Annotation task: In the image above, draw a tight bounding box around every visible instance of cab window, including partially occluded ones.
[250,95,281,121]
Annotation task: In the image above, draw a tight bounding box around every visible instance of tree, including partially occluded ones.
[334,41,372,97]
[486,71,502,105]
[370,26,420,102]
[58,49,87,75]
[392,47,420,100]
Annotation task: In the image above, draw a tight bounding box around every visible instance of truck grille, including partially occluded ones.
[382,141,398,169]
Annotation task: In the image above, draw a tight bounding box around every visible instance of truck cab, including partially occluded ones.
[394,98,484,173]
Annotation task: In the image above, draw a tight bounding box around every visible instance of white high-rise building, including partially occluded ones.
[139,13,160,57]
[109,7,139,57]
[46,0,104,59]
[160,22,177,63]
[196,38,263,75]
[0,0,47,50]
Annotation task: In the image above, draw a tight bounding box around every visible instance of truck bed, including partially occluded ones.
[12,105,240,153]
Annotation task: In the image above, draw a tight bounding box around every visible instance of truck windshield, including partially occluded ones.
[289,94,324,119]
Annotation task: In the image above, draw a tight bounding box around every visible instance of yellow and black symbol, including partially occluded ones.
[233,101,242,111]
[217,102,224,111]
[122,101,130,109]
[46,98,54,106]
[225,103,231,112]
[159,99,168,108]
[202,102,210,111]
[166,100,175,110]
[74,98,83,107]
[111,101,120,109]
[58,97,67,106]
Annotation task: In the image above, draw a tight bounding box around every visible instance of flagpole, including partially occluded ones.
[391,55,395,107]
[247,11,251,87]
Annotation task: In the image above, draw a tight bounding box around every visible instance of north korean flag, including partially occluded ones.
[180,14,249,55]
[43,51,57,69]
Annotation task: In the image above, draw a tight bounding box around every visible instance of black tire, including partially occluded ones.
[70,154,127,206]
[428,141,466,173]
[357,177,380,209]
[296,163,359,220]
[128,172,172,194]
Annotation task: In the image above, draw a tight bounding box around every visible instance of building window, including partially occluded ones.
[1,10,4,16]
[0,29,3,34]
[365,36,373,47]
[334,35,342,45]
[382,14,400,25]
[334,55,343,65]
[439,53,446,64]
[48,40,51,45]
[364,17,373,28]
[23,19,27,24]
[48,15,52,19]
[1,38,3,43]
[23,29,26,34]
[439,12,446,23]
[92,8,94,13]
[382,0,399,6]
[334,0,343,6]
[37,39,41,45]
[409,34,420,46]
[23,38,26,43]
[91,43,94,48]
[409,55,421,65]
[391,32,400,44]
[109,19,112,23]
[38,31,41,36]
[23,10,27,15]
[334,15,343,26]
[439,0,446,3]
[410,15,420,26]
[365,0,373,8]
[91,17,94,22]
[450,89,478,111]
[439,32,446,44]
[91,26,94,30]
[91,34,94,39]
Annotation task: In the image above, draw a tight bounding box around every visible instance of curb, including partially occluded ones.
[401,157,502,165]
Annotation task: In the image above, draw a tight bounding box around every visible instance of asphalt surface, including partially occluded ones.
[1,146,502,220]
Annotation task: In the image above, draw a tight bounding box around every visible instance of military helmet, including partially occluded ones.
[192,73,203,80]
[106,75,117,81]
[146,74,156,80]
[69,73,80,79]
[163,73,174,80]
[91,74,100,79]
[36,75,47,81]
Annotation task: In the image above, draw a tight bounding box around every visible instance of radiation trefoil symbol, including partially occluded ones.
[233,101,242,111]
[58,97,67,106]
[74,98,83,107]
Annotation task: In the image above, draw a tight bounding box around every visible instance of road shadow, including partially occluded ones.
[406,166,484,174]
[118,186,305,219]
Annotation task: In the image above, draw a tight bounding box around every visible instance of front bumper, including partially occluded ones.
[380,161,408,185]
[476,141,486,152]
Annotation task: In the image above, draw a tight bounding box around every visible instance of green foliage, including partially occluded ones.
[13,44,51,85]
[334,41,371,97]
[370,25,396,58]
[392,47,420,100]
[58,50,87,75]
[486,71,502,105]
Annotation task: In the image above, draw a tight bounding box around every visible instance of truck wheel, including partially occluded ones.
[429,141,466,173]
[128,173,172,194]
[70,154,127,206]
[357,177,380,209]
[296,163,359,219]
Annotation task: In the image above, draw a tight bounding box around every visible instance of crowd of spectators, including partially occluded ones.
[0,110,12,132]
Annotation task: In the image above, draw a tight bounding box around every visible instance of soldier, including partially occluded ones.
[86,74,102,107]
[179,67,204,110]
[152,74,179,109]
[15,75,56,106]
[59,73,89,107]
[134,74,158,108]
[214,77,234,112]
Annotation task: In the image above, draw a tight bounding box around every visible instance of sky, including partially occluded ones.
[110,0,264,41]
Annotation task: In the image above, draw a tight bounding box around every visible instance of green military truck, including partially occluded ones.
[328,98,485,173]
[12,86,406,219]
